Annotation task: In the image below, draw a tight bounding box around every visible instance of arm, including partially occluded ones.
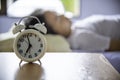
[74,30,120,51]
[68,30,111,51]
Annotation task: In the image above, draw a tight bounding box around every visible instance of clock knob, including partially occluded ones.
[12,23,25,34]
[34,23,47,34]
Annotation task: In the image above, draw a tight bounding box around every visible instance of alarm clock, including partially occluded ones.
[12,16,47,63]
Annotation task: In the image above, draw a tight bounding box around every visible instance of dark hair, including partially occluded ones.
[24,9,57,34]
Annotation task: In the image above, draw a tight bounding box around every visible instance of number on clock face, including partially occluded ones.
[17,33,43,59]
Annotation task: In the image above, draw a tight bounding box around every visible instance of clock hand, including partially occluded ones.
[26,36,32,53]
[26,45,30,53]
[27,36,31,45]
[26,44,32,53]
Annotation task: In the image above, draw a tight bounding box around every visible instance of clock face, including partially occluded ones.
[14,29,46,62]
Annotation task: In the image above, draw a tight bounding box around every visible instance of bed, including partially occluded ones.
[0,15,120,73]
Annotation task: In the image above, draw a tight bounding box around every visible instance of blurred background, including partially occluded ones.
[0,0,80,18]
[0,0,120,33]
[0,0,120,18]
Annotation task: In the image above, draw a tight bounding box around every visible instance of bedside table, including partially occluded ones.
[0,52,120,80]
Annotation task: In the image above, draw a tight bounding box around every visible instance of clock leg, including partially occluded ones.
[38,59,42,65]
[19,60,23,68]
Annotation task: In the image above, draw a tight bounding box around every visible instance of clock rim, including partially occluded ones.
[13,29,47,62]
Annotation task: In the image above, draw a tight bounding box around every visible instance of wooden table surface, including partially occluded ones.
[0,52,120,80]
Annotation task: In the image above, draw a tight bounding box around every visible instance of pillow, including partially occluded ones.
[0,38,14,52]
[0,34,71,52]
[45,35,71,52]
[7,0,65,17]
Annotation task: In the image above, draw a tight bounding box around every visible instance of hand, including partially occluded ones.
[26,44,32,53]
[25,36,32,53]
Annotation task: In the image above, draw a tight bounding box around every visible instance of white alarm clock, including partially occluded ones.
[12,16,47,63]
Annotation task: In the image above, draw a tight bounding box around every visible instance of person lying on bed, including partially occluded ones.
[23,9,120,51]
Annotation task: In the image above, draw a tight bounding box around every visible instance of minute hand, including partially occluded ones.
[27,36,31,45]
[26,36,32,53]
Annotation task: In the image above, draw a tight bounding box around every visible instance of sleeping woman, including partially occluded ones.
[1,9,120,51]
[23,9,120,51]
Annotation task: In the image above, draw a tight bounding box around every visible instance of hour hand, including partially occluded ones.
[26,36,32,53]
[26,46,30,53]
[26,44,32,53]
[27,36,31,45]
